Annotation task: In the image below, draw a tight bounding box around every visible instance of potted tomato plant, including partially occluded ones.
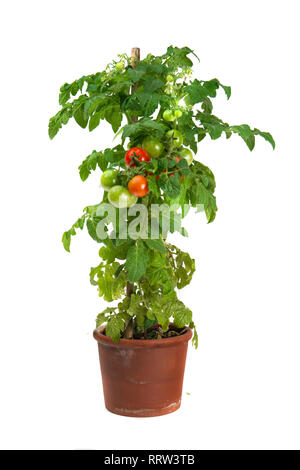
[49,46,274,417]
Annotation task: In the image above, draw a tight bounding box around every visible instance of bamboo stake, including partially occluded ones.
[124,47,140,338]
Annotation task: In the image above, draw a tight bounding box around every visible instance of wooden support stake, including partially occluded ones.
[131,47,140,67]
[124,47,140,339]
[130,47,140,98]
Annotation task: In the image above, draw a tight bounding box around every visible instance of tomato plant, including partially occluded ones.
[50,46,275,345]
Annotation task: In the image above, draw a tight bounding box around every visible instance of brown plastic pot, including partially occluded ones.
[93,325,193,417]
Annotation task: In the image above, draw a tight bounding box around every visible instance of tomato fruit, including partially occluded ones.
[166,129,183,148]
[128,175,149,197]
[125,147,150,167]
[108,185,137,208]
[163,109,182,122]
[163,110,176,122]
[142,136,163,158]
[179,148,193,165]
[115,61,125,72]
[166,75,173,82]
[174,109,182,119]
[100,169,118,191]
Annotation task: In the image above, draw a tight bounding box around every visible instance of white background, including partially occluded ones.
[0,0,299,450]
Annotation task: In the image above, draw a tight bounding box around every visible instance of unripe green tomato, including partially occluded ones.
[100,169,118,191]
[115,61,125,72]
[166,75,173,82]
[166,129,183,148]
[180,148,194,165]
[174,109,183,119]
[163,110,176,122]
[108,185,137,208]
[142,136,163,158]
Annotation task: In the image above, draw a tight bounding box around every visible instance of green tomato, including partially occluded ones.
[108,185,137,209]
[166,129,183,148]
[166,75,173,82]
[115,61,125,72]
[174,109,183,119]
[163,110,176,122]
[180,148,193,166]
[101,170,118,191]
[142,136,163,158]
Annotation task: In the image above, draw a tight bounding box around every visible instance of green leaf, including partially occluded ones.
[96,308,116,328]
[128,294,147,326]
[128,66,147,82]
[147,175,160,197]
[62,215,86,252]
[170,300,193,328]
[59,83,71,106]
[246,133,255,151]
[145,238,166,253]
[105,104,122,132]
[73,102,88,129]
[144,78,164,93]
[78,150,107,181]
[125,240,149,282]
[164,176,181,199]
[62,230,73,253]
[122,118,167,142]
[253,128,275,149]
[106,315,124,342]
[90,261,127,302]
[89,112,101,131]
[48,105,72,139]
[220,84,231,99]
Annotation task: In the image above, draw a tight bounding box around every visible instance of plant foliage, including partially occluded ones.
[49,46,274,346]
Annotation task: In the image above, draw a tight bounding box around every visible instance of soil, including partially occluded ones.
[105,324,189,341]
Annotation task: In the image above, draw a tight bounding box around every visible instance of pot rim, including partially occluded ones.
[93,324,193,348]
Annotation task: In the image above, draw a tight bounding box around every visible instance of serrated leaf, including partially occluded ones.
[125,240,148,282]
[164,176,181,199]
[106,315,124,342]
[147,175,160,197]
[170,300,193,328]
[144,78,164,93]
[145,238,166,253]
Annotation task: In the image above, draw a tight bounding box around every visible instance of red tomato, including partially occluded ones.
[125,147,150,167]
[128,175,149,197]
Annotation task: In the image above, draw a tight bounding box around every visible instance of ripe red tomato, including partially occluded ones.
[125,147,150,167]
[128,175,149,197]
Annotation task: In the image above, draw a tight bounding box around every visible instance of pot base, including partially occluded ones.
[105,399,181,418]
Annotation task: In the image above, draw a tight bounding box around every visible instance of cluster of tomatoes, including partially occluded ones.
[100,116,193,208]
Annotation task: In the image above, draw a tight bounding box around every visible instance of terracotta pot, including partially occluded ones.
[93,326,193,417]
